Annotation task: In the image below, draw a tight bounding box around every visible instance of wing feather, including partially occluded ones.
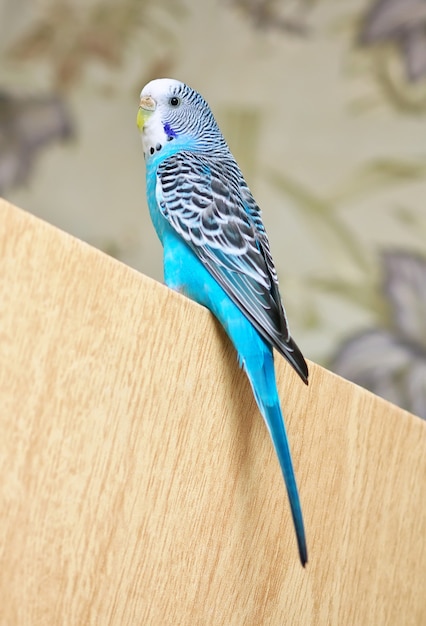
[156,150,308,384]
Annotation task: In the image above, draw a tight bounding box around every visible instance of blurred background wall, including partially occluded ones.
[1,0,425,418]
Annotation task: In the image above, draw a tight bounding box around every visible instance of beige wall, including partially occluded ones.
[1,0,426,414]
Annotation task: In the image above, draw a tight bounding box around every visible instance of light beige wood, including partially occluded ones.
[0,197,425,625]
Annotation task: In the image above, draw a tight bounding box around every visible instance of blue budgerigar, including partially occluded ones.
[137,79,309,566]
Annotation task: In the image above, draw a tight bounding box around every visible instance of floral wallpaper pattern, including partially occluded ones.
[333,251,426,419]
[0,0,425,418]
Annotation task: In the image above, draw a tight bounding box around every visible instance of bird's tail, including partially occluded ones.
[245,352,308,567]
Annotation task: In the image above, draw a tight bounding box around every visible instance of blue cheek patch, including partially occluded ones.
[163,123,178,139]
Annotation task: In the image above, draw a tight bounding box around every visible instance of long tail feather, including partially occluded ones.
[262,402,307,566]
[246,352,307,566]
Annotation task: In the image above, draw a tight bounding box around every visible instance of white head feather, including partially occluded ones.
[137,78,224,158]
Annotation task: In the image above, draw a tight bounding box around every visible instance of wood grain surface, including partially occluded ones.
[0,198,425,625]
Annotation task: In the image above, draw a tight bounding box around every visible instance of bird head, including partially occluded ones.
[137,78,225,159]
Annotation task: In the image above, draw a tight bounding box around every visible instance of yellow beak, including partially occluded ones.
[137,95,156,131]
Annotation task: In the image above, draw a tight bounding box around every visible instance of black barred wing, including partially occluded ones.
[156,150,308,384]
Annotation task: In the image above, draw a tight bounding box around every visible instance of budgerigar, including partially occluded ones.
[137,79,309,566]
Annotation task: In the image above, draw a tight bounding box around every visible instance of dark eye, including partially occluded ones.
[169,96,180,107]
